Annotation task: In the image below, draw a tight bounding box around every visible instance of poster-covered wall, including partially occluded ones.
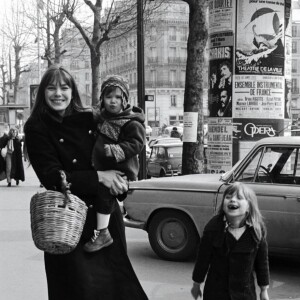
[207,0,291,173]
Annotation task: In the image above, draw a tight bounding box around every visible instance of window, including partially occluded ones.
[150,47,157,59]
[150,26,156,41]
[292,26,297,37]
[157,147,166,159]
[150,70,156,84]
[169,47,176,58]
[169,115,177,125]
[167,146,182,158]
[171,95,177,107]
[292,59,297,73]
[0,112,6,123]
[181,70,186,82]
[169,26,176,41]
[292,78,298,93]
[180,47,187,59]
[292,41,297,54]
[170,70,176,83]
[85,73,89,81]
[236,146,300,184]
[85,61,89,68]
[85,84,90,94]
[180,27,188,41]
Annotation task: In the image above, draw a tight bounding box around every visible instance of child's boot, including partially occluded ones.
[83,228,113,252]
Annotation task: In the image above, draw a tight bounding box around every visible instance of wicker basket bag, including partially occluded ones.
[30,171,88,254]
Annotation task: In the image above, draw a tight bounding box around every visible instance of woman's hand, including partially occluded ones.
[97,170,128,195]
[191,282,202,299]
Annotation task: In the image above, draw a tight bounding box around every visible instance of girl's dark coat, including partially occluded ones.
[192,215,269,300]
[0,134,25,182]
[24,111,148,300]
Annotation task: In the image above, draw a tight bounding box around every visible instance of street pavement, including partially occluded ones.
[1,162,300,300]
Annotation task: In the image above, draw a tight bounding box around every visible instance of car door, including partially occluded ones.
[218,145,300,256]
[147,147,157,176]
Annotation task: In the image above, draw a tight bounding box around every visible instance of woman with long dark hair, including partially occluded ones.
[24,65,148,300]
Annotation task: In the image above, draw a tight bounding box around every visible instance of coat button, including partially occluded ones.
[72,159,77,164]
[59,138,64,143]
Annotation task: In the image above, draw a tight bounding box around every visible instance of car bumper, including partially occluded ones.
[123,215,146,229]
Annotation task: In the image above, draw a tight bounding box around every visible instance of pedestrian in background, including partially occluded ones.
[191,182,270,300]
[170,127,181,139]
[0,128,25,187]
[84,75,145,253]
[24,65,148,300]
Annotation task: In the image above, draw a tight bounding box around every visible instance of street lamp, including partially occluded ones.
[137,0,146,179]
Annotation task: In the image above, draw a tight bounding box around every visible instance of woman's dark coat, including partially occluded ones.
[0,134,25,182]
[192,215,269,300]
[24,111,148,300]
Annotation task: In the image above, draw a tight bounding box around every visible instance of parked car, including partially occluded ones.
[124,137,300,261]
[147,142,183,178]
[148,137,181,148]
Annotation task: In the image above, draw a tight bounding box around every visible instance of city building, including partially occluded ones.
[100,0,192,129]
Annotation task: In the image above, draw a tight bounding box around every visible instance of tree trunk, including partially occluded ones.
[182,0,208,175]
[91,50,101,106]
[13,45,22,103]
[53,29,61,64]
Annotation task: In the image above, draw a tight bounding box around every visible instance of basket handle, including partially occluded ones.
[59,170,72,207]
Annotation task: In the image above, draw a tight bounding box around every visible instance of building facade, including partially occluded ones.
[100,0,191,128]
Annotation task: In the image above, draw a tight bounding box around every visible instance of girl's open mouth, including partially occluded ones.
[228,204,239,210]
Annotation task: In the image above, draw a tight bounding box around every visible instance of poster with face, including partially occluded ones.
[235,0,285,76]
[208,32,233,118]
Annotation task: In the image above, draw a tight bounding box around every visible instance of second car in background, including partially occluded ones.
[147,142,183,178]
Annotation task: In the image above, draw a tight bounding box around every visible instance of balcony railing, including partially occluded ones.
[147,57,159,64]
[145,80,185,88]
[168,57,187,64]
[119,80,186,90]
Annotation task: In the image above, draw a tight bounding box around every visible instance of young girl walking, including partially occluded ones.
[191,182,270,300]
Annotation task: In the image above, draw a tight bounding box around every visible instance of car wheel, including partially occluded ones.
[159,169,166,177]
[148,210,199,261]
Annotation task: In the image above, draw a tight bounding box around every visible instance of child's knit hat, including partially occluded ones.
[100,75,130,108]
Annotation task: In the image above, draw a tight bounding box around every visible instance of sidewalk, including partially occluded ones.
[0,163,47,300]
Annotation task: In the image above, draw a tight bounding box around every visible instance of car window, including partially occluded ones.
[150,147,158,159]
[167,147,182,158]
[236,146,300,185]
[157,147,166,159]
[236,148,263,182]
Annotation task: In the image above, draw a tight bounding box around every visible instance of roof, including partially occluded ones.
[152,142,183,148]
[255,136,300,146]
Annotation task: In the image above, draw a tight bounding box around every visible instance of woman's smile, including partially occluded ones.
[45,82,72,116]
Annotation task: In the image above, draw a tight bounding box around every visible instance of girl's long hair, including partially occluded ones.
[217,182,266,240]
[29,64,87,120]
